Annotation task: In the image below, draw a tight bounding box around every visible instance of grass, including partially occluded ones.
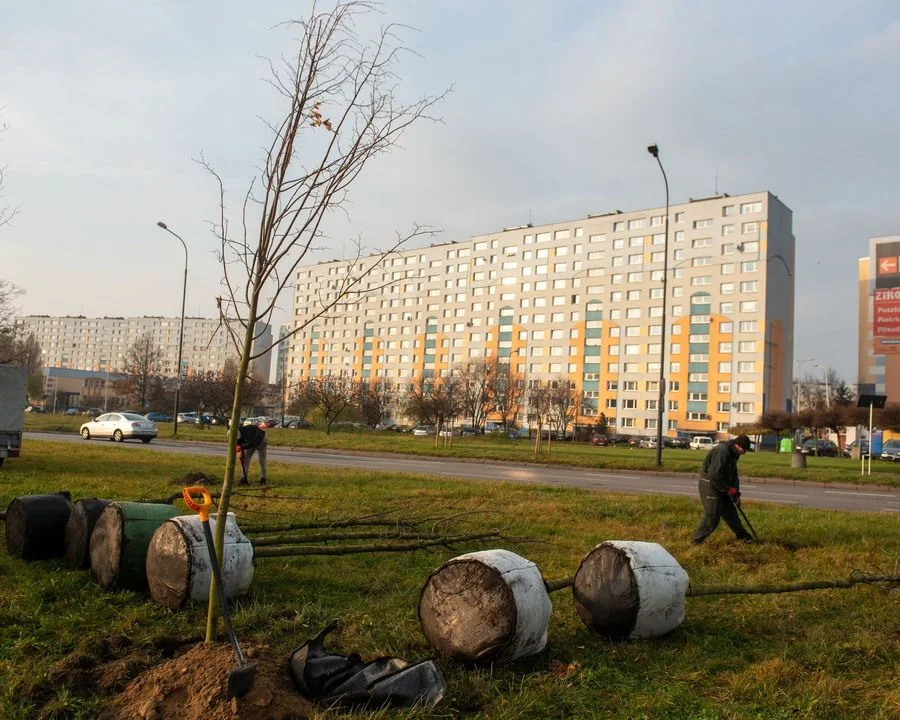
[25,413,900,487]
[0,440,897,719]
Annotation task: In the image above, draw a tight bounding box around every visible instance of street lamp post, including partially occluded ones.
[647,144,669,467]
[156,221,188,437]
[795,357,817,412]
[814,363,831,409]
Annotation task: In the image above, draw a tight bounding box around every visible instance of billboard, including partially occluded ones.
[871,237,900,355]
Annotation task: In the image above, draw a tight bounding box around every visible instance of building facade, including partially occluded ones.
[15,315,273,382]
[287,191,795,438]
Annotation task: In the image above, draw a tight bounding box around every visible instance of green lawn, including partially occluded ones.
[26,413,900,487]
[0,441,897,719]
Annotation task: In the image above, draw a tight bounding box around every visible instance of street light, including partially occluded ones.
[156,221,188,436]
[795,357,817,412]
[814,363,831,409]
[647,144,669,467]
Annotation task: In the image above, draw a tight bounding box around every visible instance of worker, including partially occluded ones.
[236,422,267,486]
[692,435,754,544]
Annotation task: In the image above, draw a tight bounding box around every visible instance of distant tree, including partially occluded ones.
[357,379,393,428]
[493,365,525,431]
[0,113,16,228]
[755,409,795,435]
[430,374,462,434]
[457,358,498,429]
[527,381,553,452]
[306,375,357,434]
[120,333,162,410]
[876,402,900,432]
[833,380,854,407]
[287,380,318,421]
[547,377,578,438]
[0,280,23,360]
[402,376,436,426]
[181,361,263,422]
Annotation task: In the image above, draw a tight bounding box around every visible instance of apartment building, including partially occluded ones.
[287,191,795,438]
[858,235,900,399]
[15,315,273,382]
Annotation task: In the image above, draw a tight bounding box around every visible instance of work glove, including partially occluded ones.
[726,487,741,505]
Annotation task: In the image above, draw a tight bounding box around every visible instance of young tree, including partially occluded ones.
[197,2,445,640]
[120,333,162,410]
[527,381,552,453]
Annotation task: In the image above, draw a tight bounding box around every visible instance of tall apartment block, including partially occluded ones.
[858,235,900,399]
[15,315,273,382]
[287,191,794,438]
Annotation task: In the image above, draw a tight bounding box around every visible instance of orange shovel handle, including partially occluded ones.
[183,486,212,522]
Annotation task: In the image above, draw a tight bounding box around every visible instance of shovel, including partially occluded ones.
[730,494,761,543]
[183,486,257,699]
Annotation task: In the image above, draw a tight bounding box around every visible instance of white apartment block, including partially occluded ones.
[15,315,273,382]
[287,191,794,438]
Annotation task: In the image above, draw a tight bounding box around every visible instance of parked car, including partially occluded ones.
[665,437,690,449]
[843,440,870,458]
[80,412,158,443]
[689,436,715,451]
[638,437,658,449]
[799,439,839,457]
[24,405,45,413]
[591,434,609,446]
[606,434,632,445]
[179,412,211,425]
[64,407,80,416]
[412,425,435,436]
[459,425,481,436]
[879,440,900,461]
[287,418,312,429]
[145,412,173,423]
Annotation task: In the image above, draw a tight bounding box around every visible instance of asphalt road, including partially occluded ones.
[27,432,900,514]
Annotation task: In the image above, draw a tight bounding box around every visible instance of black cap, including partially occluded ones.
[734,435,751,451]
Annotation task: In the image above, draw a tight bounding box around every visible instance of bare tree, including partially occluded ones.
[196,2,446,639]
[181,363,264,423]
[547,376,577,439]
[0,112,17,229]
[493,364,525,432]
[306,375,358,433]
[527,381,552,453]
[457,358,498,430]
[357,379,393,428]
[120,333,162,410]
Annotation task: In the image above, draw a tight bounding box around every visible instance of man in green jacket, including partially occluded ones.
[692,435,754,544]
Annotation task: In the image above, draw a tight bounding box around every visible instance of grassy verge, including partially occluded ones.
[0,441,897,719]
[26,413,900,487]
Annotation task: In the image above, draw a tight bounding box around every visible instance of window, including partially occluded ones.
[691,276,712,286]
[628,218,645,230]
[733,402,754,414]
[612,256,624,267]
[613,221,625,232]
[738,361,756,372]
[722,204,735,216]
[740,300,758,312]
[626,290,641,301]
[722,225,735,237]
[740,280,758,292]
[739,320,757,332]
[742,221,759,234]
[628,253,643,266]
[606,380,618,391]
[721,263,735,275]
[622,399,638,409]
[693,256,712,267]
[613,238,625,249]
[721,282,734,294]
[627,272,642,282]
[692,237,712,249]
[693,218,713,229]
[554,229,570,240]
[651,215,664,227]
[645,399,658,410]
[674,230,684,242]
[589,234,606,244]
[740,241,759,254]
[736,381,755,393]
[626,307,641,319]
[675,212,685,223]
[740,201,762,214]
[741,261,758,273]
[738,340,756,352]
[622,380,638,391]
[629,236,644,248]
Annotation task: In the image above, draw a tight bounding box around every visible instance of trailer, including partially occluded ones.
[0,364,27,468]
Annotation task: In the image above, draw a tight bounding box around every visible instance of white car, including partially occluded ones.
[689,436,715,450]
[412,425,435,436]
[80,412,158,443]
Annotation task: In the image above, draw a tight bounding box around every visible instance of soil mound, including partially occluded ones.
[101,642,312,720]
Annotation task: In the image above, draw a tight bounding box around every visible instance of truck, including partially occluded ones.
[0,364,27,468]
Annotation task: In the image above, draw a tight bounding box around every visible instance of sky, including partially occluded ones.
[2,0,899,385]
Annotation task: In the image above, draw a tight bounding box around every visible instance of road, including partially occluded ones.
[27,432,900,514]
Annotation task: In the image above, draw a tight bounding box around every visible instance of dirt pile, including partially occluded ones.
[101,642,312,720]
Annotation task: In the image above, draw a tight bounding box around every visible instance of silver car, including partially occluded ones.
[80,412,158,443]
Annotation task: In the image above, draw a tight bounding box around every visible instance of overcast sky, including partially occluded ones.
[2,0,899,384]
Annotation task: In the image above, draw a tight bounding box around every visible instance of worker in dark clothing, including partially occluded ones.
[236,423,267,486]
[692,435,753,544]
